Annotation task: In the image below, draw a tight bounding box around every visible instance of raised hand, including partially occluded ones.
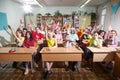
[20,19,24,27]
[8,25,12,30]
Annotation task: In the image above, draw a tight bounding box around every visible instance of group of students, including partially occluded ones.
[7,19,118,78]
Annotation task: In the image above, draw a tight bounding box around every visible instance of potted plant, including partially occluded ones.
[54,10,62,16]
[45,13,51,16]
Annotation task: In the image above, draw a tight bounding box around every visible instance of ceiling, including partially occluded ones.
[13,0,109,7]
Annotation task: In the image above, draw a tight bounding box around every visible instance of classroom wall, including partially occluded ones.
[0,0,24,45]
[0,0,96,45]
[33,6,96,15]
[97,1,120,41]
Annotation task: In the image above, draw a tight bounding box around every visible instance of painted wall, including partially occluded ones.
[33,6,96,15]
[0,0,24,45]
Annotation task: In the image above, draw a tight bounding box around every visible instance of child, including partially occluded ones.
[65,28,79,71]
[24,31,35,75]
[43,28,57,78]
[8,25,25,68]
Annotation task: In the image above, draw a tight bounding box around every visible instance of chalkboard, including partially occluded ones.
[0,12,8,30]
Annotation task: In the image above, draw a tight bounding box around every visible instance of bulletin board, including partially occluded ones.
[0,12,8,30]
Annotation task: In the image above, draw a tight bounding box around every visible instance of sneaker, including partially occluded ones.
[24,68,29,75]
[43,71,52,79]
[65,65,70,71]
[34,63,38,68]
[71,66,76,72]
[31,69,36,73]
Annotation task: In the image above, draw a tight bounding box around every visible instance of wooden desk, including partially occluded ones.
[114,48,120,78]
[87,47,116,62]
[41,47,83,61]
[0,47,36,68]
[41,47,83,71]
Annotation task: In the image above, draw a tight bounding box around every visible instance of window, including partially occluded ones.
[101,6,106,29]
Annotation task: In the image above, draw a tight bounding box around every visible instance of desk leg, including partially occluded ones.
[42,62,45,72]
[31,53,35,73]
[42,62,45,68]
[76,62,81,72]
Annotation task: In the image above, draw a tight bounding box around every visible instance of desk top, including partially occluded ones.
[87,47,116,53]
[41,47,83,54]
[0,47,37,54]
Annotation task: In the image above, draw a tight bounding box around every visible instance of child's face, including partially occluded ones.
[23,30,27,35]
[94,33,98,39]
[110,31,116,38]
[26,33,30,39]
[48,32,53,39]
[16,31,21,37]
[100,32,105,37]
[71,30,75,34]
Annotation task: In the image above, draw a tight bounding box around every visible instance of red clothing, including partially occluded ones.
[32,31,44,41]
[24,39,34,48]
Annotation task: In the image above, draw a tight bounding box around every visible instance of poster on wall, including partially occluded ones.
[0,12,8,30]
[111,0,120,14]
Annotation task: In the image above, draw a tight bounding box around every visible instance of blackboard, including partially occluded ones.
[0,12,8,30]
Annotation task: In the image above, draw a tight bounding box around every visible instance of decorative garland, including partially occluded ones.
[111,0,120,14]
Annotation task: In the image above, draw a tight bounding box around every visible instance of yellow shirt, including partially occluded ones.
[46,38,57,47]
[17,37,25,47]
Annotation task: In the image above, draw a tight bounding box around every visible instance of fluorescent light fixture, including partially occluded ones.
[80,0,91,8]
[23,4,32,13]
[34,0,43,8]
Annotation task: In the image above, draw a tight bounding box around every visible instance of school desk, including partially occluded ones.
[41,47,83,72]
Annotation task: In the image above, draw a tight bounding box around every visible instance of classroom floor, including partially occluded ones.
[0,62,117,80]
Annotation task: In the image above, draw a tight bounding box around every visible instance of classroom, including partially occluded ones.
[0,0,120,80]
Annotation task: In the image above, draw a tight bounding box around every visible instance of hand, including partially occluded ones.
[20,23,24,27]
[8,25,12,30]
[107,44,110,47]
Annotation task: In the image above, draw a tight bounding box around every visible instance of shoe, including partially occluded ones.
[31,69,36,73]
[65,66,70,71]
[34,63,38,68]
[43,71,52,79]
[71,66,76,72]
[24,68,29,75]
[12,62,18,68]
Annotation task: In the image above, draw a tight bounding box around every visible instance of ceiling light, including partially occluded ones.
[80,0,91,8]
[23,4,32,13]
[34,0,43,8]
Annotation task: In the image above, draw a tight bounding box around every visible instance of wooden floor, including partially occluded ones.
[0,62,117,80]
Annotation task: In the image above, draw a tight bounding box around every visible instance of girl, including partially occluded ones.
[54,29,63,45]
[65,28,79,71]
[106,30,118,47]
[91,32,103,48]
[8,25,25,68]
[43,28,57,79]
[8,25,24,47]
[24,31,35,75]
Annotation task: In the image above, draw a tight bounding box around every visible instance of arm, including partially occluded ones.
[8,25,22,43]
[53,38,57,48]
[18,19,25,30]
[72,42,81,50]
[29,17,37,31]
[109,37,118,48]
[45,27,48,39]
